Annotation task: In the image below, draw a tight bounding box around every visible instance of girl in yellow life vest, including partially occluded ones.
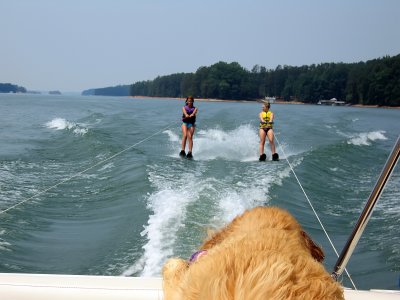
[259,102,279,161]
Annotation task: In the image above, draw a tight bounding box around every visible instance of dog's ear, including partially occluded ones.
[201,228,225,249]
[301,231,325,262]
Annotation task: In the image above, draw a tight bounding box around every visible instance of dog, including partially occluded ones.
[162,206,344,300]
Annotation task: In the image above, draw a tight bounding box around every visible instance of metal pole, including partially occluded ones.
[332,136,400,280]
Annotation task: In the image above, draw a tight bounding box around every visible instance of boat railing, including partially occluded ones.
[332,136,400,280]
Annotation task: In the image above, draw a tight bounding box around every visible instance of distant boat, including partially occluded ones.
[317,98,346,106]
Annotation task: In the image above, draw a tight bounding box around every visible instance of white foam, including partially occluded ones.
[163,129,179,142]
[217,186,270,225]
[166,124,296,161]
[45,118,74,130]
[98,162,114,172]
[0,240,11,251]
[123,124,299,277]
[72,128,88,135]
[133,167,292,276]
[45,118,88,135]
[123,167,200,277]
[140,188,193,276]
[166,124,259,161]
[197,125,260,161]
[347,131,387,146]
[121,256,146,277]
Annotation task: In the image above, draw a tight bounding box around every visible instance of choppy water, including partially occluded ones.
[0,94,399,290]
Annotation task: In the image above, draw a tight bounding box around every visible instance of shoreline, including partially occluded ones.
[130,96,249,103]
[129,96,399,109]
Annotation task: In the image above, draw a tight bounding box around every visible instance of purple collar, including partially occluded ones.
[189,250,207,263]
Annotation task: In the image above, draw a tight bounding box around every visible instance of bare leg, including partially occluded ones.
[187,126,195,152]
[259,128,266,155]
[181,124,188,151]
[267,129,276,154]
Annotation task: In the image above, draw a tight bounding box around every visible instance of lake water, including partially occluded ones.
[0,93,399,290]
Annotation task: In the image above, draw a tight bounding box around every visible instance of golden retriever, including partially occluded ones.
[162,206,344,300]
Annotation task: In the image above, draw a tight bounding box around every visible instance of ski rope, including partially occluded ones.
[0,121,179,215]
[274,133,357,289]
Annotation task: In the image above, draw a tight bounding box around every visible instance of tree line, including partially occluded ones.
[82,85,130,96]
[127,54,399,106]
[0,83,27,93]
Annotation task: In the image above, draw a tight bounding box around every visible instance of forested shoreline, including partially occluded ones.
[82,54,399,106]
[0,83,27,94]
[3,54,399,106]
[127,54,400,106]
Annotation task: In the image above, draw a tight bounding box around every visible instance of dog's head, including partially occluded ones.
[200,206,324,262]
[162,206,343,300]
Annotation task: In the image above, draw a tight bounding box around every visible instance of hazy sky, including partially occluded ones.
[1,0,399,92]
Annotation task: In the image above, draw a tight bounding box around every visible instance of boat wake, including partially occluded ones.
[45,118,88,136]
[346,130,387,146]
[122,125,301,277]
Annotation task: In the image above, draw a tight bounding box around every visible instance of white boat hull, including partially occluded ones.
[0,273,162,300]
[0,273,399,300]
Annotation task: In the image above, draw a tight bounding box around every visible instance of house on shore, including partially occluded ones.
[264,96,276,103]
[317,98,346,106]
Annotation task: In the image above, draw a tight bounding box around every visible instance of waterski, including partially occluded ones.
[259,153,279,162]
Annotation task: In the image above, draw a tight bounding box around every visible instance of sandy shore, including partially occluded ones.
[350,104,400,109]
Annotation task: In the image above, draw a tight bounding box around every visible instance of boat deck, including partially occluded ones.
[0,273,399,300]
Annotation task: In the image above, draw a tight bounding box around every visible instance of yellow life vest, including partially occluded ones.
[259,111,273,129]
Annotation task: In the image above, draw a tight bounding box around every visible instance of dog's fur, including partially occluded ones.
[162,206,344,300]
